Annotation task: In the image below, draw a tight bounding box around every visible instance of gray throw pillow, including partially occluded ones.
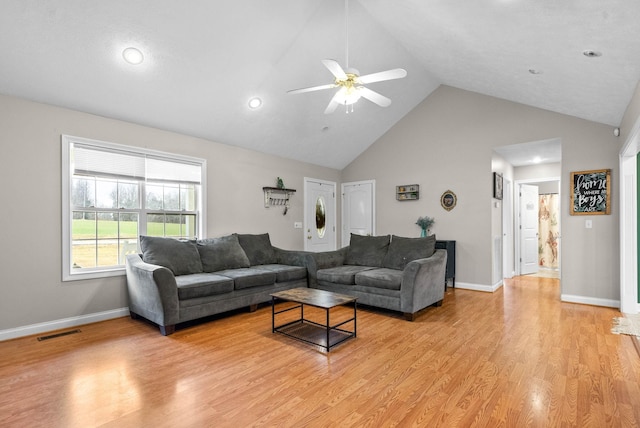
[345,234,390,267]
[139,235,203,275]
[235,233,276,266]
[197,235,251,272]
[382,234,436,270]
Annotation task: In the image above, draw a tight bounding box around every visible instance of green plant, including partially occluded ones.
[416,216,435,231]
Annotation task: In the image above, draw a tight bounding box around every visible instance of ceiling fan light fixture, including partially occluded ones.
[337,88,361,106]
[286,0,406,114]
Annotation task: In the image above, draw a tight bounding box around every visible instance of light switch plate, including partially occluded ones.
[294,222,302,229]
[585,220,592,229]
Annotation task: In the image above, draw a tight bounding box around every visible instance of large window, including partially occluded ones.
[62,135,206,281]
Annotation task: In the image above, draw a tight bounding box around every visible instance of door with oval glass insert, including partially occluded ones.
[304,178,336,252]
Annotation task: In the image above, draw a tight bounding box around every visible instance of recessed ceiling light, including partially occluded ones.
[122,47,144,65]
[583,50,602,58]
[532,156,542,164]
[248,97,262,109]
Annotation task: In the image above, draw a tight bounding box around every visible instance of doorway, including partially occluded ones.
[619,123,640,314]
[515,177,561,278]
[303,178,337,252]
[341,180,375,247]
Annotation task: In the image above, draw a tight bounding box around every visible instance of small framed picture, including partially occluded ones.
[440,190,457,211]
[493,172,503,200]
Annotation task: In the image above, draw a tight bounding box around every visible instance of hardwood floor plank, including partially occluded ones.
[1,276,639,427]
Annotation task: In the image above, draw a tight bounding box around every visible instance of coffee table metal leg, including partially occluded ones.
[326,308,330,352]
[354,301,357,338]
[271,297,275,333]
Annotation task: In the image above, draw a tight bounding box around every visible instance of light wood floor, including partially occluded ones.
[1,276,639,427]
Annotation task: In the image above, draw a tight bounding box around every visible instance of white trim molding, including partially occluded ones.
[455,281,504,293]
[561,294,620,308]
[0,308,129,342]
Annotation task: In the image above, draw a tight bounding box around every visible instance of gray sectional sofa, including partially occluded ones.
[125,233,307,335]
[304,234,447,321]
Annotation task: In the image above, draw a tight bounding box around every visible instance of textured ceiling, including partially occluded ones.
[1,0,638,169]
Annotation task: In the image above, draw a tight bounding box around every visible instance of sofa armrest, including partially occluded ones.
[400,249,447,314]
[125,254,179,328]
[273,247,309,267]
[304,247,349,287]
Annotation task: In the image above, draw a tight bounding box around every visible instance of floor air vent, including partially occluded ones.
[37,329,81,341]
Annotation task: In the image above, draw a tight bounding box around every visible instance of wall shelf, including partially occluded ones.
[263,187,296,215]
[396,184,419,201]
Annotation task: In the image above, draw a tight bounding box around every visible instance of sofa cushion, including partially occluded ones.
[175,273,235,300]
[139,235,203,275]
[382,235,437,270]
[236,233,277,265]
[317,265,376,285]
[197,235,251,272]
[345,234,391,267]
[254,264,307,282]
[355,268,403,290]
[216,268,277,290]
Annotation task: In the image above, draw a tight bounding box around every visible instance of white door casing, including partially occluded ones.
[520,183,539,275]
[502,178,514,279]
[304,178,337,252]
[341,180,375,247]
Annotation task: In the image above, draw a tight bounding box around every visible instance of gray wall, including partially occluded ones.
[0,94,340,331]
[342,86,619,301]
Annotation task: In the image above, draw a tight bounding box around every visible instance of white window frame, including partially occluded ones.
[62,135,207,281]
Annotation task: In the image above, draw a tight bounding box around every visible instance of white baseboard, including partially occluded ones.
[0,307,129,342]
[560,294,620,308]
[454,282,503,293]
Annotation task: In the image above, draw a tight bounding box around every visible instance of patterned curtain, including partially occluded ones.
[538,194,559,268]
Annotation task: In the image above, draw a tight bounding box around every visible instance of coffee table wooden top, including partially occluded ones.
[271,287,356,309]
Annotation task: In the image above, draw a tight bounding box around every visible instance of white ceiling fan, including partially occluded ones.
[287,0,407,114]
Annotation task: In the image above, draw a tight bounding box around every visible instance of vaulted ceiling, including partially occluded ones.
[1,1,639,169]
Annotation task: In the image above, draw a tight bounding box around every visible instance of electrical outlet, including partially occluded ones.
[585,220,592,229]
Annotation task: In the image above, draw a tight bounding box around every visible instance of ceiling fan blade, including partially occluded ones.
[324,88,346,114]
[358,86,392,107]
[358,68,407,84]
[321,59,348,80]
[287,83,336,95]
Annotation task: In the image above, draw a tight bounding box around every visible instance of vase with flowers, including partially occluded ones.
[416,216,435,237]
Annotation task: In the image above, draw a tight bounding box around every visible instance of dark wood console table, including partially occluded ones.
[435,240,456,288]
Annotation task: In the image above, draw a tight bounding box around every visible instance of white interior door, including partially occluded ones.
[342,180,375,247]
[304,178,336,252]
[520,183,539,275]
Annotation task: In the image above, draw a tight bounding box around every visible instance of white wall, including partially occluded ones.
[0,94,340,332]
[342,85,619,301]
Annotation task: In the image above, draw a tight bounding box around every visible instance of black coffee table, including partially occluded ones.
[271,287,357,352]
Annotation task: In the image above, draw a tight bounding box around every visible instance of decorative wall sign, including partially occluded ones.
[570,169,611,215]
[440,190,457,211]
[493,172,503,200]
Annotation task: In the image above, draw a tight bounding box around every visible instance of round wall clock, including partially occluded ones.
[440,190,457,211]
